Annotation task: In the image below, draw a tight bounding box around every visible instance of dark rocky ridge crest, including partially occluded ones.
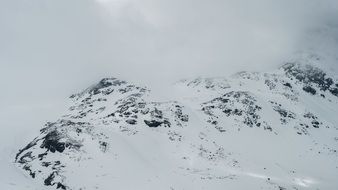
[69,77,140,100]
[282,63,338,97]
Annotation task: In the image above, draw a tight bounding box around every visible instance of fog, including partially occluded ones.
[0,0,337,136]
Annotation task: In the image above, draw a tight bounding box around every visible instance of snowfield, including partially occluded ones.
[7,53,338,190]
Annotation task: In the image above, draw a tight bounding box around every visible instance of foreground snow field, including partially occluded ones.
[11,53,338,190]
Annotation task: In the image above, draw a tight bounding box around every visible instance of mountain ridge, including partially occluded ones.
[15,60,338,190]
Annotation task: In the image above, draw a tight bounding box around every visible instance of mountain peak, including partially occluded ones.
[15,62,338,190]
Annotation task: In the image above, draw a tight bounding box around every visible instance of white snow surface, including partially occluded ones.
[3,53,338,190]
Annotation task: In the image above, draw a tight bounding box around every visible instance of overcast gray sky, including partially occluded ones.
[0,0,338,135]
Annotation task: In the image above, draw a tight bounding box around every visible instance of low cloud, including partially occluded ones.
[0,0,337,105]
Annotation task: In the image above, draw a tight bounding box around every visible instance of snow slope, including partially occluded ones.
[14,53,338,190]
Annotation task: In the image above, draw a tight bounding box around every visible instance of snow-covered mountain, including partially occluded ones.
[15,54,338,190]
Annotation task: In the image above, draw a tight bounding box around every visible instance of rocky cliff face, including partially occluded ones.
[15,61,338,190]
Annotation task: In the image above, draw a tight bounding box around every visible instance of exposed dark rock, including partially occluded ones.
[126,119,137,125]
[270,101,296,125]
[283,63,329,89]
[57,182,66,190]
[202,91,270,131]
[330,88,338,96]
[44,172,55,186]
[303,86,316,95]
[17,151,33,164]
[90,78,124,95]
[40,131,66,153]
[23,165,35,178]
[144,120,163,127]
[99,141,108,152]
[42,162,52,167]
[283,82,292,88]
[304,112,323,129]
[174,105,189,122]
[16,140,38,162]
[38,152,48,160]
[283,63,337,96]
